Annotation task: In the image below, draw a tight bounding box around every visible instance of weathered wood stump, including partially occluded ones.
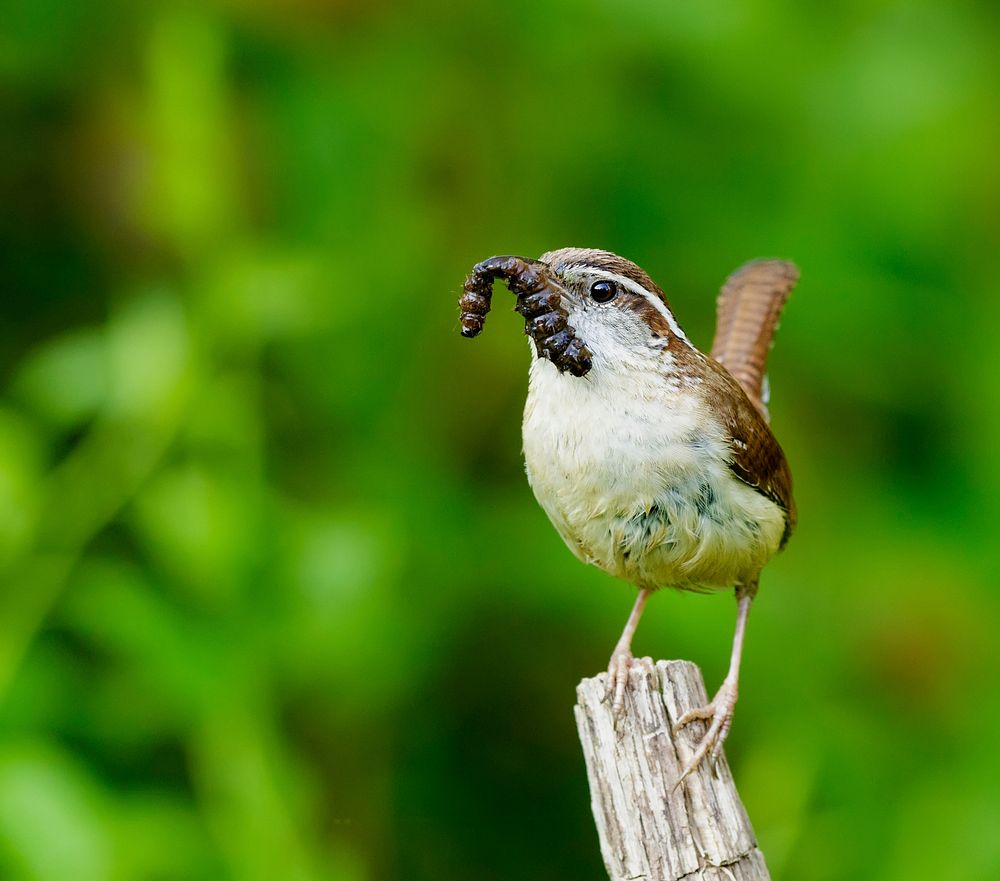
[574,658,770,881]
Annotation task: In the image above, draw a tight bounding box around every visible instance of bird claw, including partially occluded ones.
[672,677,738,785]
[604,647,634,718]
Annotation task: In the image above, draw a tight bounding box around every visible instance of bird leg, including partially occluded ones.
[605,588,651,717]
[673,586,754,783]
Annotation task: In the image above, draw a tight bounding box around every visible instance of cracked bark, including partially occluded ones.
[574,659,770,881]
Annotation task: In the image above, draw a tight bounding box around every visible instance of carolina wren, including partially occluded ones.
[459,249,798,779]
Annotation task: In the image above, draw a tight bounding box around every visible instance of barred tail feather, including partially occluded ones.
[710,259,799,421]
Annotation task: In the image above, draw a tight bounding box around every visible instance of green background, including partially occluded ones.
[2,1,999,879]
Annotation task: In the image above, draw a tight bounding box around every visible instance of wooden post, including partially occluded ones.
[574,658,770,881]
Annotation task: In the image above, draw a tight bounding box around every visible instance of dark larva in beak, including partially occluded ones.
[458,255,593,377]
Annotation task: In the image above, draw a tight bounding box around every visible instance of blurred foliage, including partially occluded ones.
[1,1,999,879]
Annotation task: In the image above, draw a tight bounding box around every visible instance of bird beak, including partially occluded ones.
[459,255,593,377]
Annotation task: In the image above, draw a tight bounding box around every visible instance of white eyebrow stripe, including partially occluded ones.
[580,267,692,344]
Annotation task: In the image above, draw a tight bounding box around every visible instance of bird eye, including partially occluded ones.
[589,280,617,303]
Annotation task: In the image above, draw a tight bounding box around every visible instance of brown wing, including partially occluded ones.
[710,260,799,421]
[703,358,796,546]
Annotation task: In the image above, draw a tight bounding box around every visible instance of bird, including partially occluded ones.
[458,248,798,780]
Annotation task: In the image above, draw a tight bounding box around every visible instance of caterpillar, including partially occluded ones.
[458,255,592,377]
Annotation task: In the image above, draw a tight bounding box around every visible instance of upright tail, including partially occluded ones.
[710,259,799,421]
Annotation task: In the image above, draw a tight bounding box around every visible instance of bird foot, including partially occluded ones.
[672,676,738,785]
[604,647,635,718]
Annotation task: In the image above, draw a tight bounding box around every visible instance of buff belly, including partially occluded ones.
[522,358,786,591]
